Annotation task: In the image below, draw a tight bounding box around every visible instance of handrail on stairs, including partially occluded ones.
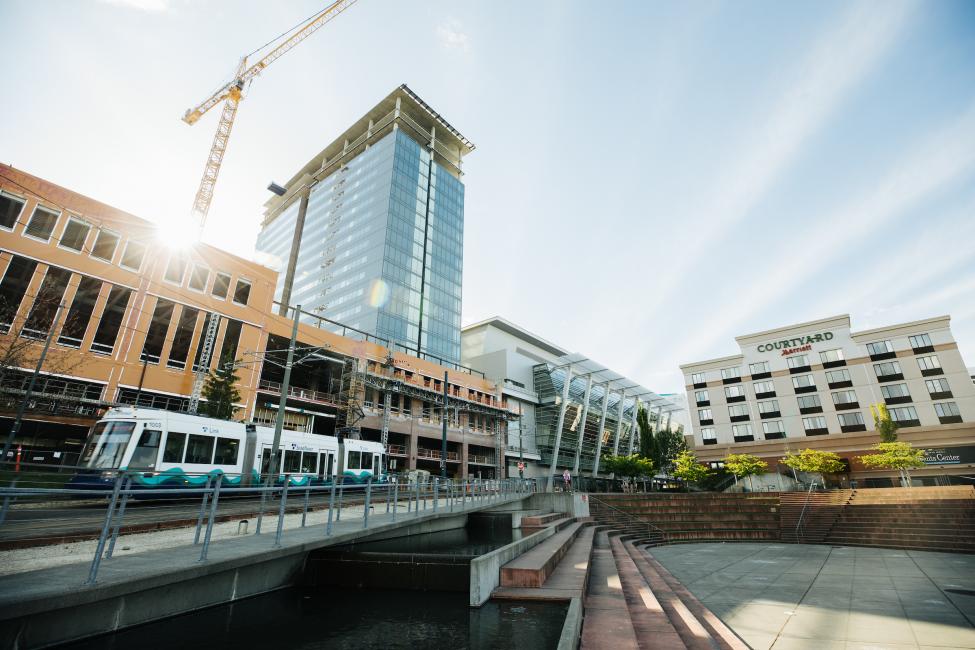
[794,479,819,541]
[589,495,667,544]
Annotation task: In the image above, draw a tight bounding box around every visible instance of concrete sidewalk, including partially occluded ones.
[649,543,975,650]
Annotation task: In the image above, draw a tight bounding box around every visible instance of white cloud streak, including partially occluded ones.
[98,0,170,11]
[437,20,470,52]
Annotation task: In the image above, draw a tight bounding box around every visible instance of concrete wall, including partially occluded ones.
[469,523,561,607]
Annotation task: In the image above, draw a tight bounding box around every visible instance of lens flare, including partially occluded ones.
[368,278,390,307]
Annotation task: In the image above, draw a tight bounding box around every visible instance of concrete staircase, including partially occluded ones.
[779,489,853,543]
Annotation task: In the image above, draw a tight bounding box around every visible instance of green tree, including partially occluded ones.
[723,453,769,492]
[858,441,925,487]
[780,449,846,481]
[637,407,657,461]
[200,355,241,420]
[636,407,686,474]
[870,403,899,443]
[602,453,654,484]
[672,450,711,490]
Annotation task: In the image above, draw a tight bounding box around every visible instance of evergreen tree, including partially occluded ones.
[201,355,241,420]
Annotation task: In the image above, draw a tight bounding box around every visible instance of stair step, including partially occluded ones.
[581,530,640,650]
[492,525,596,601]
[500,521,585,588]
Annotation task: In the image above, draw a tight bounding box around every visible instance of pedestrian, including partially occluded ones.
[563,468,571,492]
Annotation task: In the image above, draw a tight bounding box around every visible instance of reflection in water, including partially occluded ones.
[341,521,522,557]
[61,587,567,650]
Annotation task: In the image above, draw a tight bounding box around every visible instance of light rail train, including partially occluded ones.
[69,407,386,489]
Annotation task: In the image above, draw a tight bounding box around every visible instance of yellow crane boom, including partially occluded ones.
[182,0,358,229]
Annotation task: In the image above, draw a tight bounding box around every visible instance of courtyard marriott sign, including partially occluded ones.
[756,331,835,356]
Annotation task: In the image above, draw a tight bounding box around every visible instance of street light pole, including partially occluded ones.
[2,301,67,461]
[440,370,448,480]
[267,304,300,485]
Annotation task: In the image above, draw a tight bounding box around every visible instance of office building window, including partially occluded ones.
[749,361,770,375]
[701,427,716,444]
[21,267,71,339]
[24,205,59,241]
[721,366,741,380]
[832,389,857,404]
[797,394,822,410]
[91,229,120,262]
[212,272,231,300]
[189,265,209,292]
[909,333,933,350]
[888,406,919,426]
[753,380,775,396]
[141,299,175,364]
[59,217,90,252]
[0,191,25,229]
[925,378,951,398]
[164,254,187,285]
[826,368,851,385]
[802,416,828,433]
[758,400,779,414]
[820,348,844,364]
[787,354,809,369]
[0,256,39,332]
[837,411,865,428]
[725,384,745,399]
[120,240,147,271]
[232,279,251,306]
[732,424,753,440]
[218,319,244,364]
[874,361,902,380]
[90,285,132,355]
[866,340,894,356]
[694,389,709,404]
[167,307,199,370]
[58,276,102,347]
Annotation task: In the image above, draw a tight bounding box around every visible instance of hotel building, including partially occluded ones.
[680,315,975,486]
[257,85,471,365]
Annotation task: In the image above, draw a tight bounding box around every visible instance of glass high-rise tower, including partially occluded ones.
[258,85,473,363]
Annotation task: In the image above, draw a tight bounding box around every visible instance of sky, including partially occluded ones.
[2,0,974,394]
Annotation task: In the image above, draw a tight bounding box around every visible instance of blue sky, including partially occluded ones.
[2,0,974,392]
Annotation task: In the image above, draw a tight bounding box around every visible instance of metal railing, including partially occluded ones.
[589,495,667,545]
[0,470,533,585]
[794,479,820,541]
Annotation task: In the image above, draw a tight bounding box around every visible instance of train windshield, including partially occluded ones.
[79,421,137,469]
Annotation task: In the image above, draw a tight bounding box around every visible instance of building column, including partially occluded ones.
[572,375,594,475]
[591,386,613,477]
[546,365,573,490]
[611,391,627,456]
[461,442,469,479]
[664,411,672,432]
[408,431,418,470]
[627,398,641,455]
[654,406,663,433]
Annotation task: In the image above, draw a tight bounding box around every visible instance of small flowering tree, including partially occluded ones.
[672,450,711,491]
[858,441,925,487]
[723,453,769,492]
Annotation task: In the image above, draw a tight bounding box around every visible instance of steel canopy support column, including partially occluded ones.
[546,365,573,491]
[611,391,627,457]
[627,398,641,455]
[655,406,663,433]
[572,375,594,475]
[591,386,612,477]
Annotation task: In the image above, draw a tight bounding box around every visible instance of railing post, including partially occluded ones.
[336,480,344,522]
[85,471,125,585]
[415,480,420,518]
[326,480,337,536]
[386,479,391,514]
[392,478,399,522]
[274,475,291,547]
[0,477,19,527]
[301,483,310,528]
[363,478,372,528]
[199,473,223,562]
[255,474,269,535]
[434,477,439,513]
[106,475,133,558]
[193,476,213,544]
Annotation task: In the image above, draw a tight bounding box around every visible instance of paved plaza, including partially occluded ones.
[650,543,975,650]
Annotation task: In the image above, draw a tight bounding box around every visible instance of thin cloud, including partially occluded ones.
[98,0,170,11]
[437,20,470,52]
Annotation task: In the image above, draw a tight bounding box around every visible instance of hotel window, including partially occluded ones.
[837,411,865,429]
[212,272,231,300]
[874,361,902,380]
[934,402,961,424]
[0,191,26,229]
[792,374,816,390]
[762,420,785,438]
[721,366,741,380]
[728,404,749,419]
[188,265,209,292]
[888,406,919,426]
[866,340,894,356]
[916,355,942,375]
[694,389,709,404]
[164,254,187,285]
[748,361,769,375]
[24,205,60,241]
[787,354,809,369]
[697,408,712,421]
[820,348,844,364]
[925,378,951,398]
[802,416,828,434]
[825,368,851,386]
[831,390,858,405]
[701,427,717,445]
[881,383,911,402]
[232,279,251,306]
[753,380,775,396]
[758,400,779,414]
[120,240,147,271]
[797,394,822,413]
[732,424,753,440]
[724,384,746,400]
[91,229,120,262]
[58,217,90,252]
[909,333,933,351]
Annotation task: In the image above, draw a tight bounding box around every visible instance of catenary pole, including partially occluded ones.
[267,304,300,485]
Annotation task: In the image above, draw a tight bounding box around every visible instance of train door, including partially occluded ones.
[318,451,335,482]
[260,445,280,478]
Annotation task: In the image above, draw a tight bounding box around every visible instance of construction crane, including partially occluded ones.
[182,0,358,231]
[183,0,358,415]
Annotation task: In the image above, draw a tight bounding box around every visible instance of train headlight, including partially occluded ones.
[100,471,116,479]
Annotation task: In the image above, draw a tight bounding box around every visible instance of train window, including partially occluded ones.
[299,452,316,473]
[372,455,379,475]
[81,421,136,468]
[348,451,361,470]
[129,429,161,469]
[213,437,239,465]
[185,434,215,464]
[284,450,301,473]
[163,432,187,463]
